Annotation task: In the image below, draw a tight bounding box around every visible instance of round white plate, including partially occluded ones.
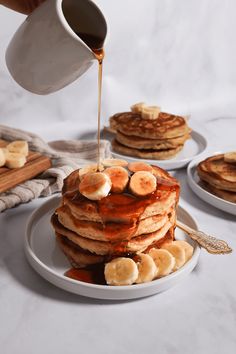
[187,153,236,216]
[102,129,207,170]
[25,196,200,300]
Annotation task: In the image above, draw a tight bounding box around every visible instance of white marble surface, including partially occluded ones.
[0,1,236,353]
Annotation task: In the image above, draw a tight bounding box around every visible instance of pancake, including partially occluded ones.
[116,130,191,150]
[201,181,236,203]
[112,139,183,160]
[56,204,171,241]
[62,166,179,223]
[197,154,236,192]
[109,112,189,139]
[52,214,174,255]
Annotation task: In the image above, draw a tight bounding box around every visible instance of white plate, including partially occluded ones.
[102,129,207,170]
[25,196,200,300]
[187,153,236,215]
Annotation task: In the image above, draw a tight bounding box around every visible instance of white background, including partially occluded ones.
[0,1,236,354]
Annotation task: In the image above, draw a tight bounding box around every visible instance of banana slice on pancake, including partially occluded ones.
[161,243,185,270]
[148,248,175,277]
[104,257,138,286]
[104,166,129,193]
[224,152,236,164]
[141,106,161,120]
[79,172,111,200]
[79,164,104,180]
[7,140,28,156]
[0,148,6,167]
[5,152,26,169]
[135,253,158,284]
[130,102,147,114]
[129,171,157,197]
[102,158,128,167]
[128,161,153,173]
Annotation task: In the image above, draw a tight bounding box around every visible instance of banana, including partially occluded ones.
[79,164,104,180]
[224,152,236,164]
[0,148,6,167]
[161,243,185,270]
[141,106,161,120]
[173,240,193,262]
[79,172,111,200]
[135,253,158,284]
[128,161,153,173]
[7,140,28,156]
[102,158,128,167]
[104,166,129,193]
[129,171,157,197]
[148,248,175,277]
[130,102,147,114]
[5,152,26,169]
[104,257,138,286]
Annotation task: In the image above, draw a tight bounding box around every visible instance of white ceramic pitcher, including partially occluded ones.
[5,0,107,95]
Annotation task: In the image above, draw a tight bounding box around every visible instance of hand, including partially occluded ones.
[0,0,45,14]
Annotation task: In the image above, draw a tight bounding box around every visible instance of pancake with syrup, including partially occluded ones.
[51,160,179,268]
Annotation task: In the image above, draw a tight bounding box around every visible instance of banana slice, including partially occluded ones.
[104,257,138,286]
[224,152,236,164]
[7,140,28,156]
[173,240,193,262]
[135,253,158,284]
[102,158,128,167]
[128,161,153,173]
[79,164,103,180]
[148,248,175,277]
[130,102,147,114]
[129,171,157,197]
[79,172,111,200]
[5,152,26,169]
[141,106,161,120]
[104,166,129,193]
[161,243,185,270]
[0,148,6,167]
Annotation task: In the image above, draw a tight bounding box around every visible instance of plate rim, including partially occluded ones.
[24,196,201,299]
[107,129,207,170]
[187,151,236,214]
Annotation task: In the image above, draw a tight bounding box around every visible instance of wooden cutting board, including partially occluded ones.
[0,139,52,194]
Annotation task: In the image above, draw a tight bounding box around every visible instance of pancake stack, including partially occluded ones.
[197,152,236,203]
[51,160,180,273]
[109,103,191,160]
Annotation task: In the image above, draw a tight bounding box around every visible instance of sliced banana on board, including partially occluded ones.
[129,171,157,197]
[148,248,175,277]
[5,152,26,169]
[130,102,147,114]
[0,148,6,167]
[104,257,139,286]
[104,166,129,193]
[161,243,186,270]
[7,140,29,156]
[79,172,111,200]
[128,161,153,173]
[135,253,158,284]
[141,106,161,120]
[102,158,128,167]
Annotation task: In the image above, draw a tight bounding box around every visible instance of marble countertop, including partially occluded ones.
[1,1,236,353]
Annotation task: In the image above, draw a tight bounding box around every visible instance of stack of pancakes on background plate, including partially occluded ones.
[197,152,236,203]
[109,103,191,160]
[51,163,180,268]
